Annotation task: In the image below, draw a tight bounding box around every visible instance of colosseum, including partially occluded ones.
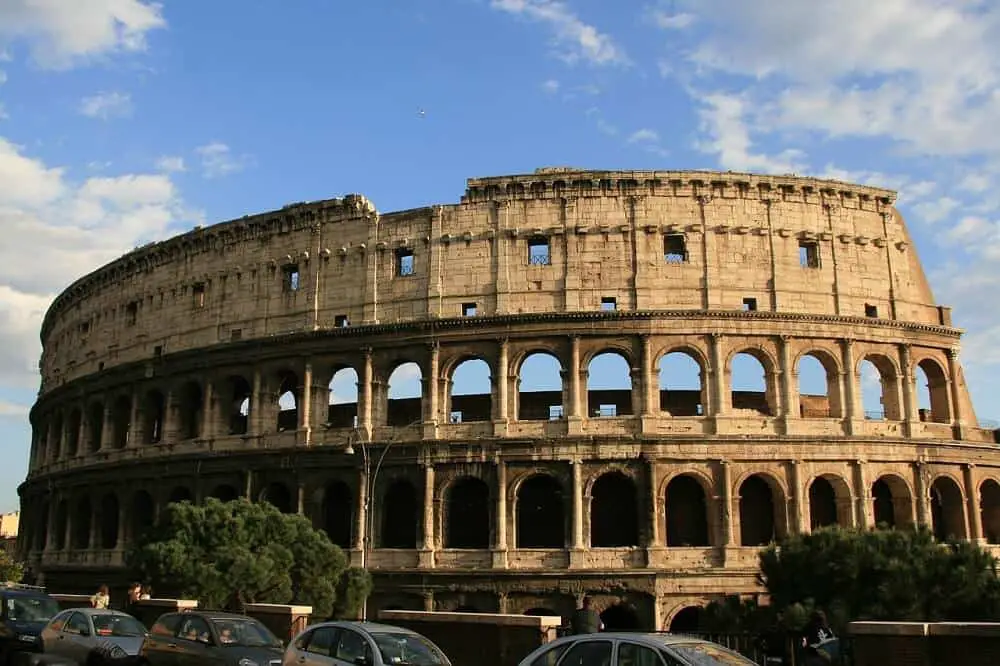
[16,168,1000,631]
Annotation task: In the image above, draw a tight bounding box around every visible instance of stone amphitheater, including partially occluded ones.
[17,168,1000,632]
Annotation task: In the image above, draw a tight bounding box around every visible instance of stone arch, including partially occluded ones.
[931,475,967,541]
[657,348,706,416]
[99,493,119,549]
[130,490,154,542]
[980,479,1000,545]
[738,473,786,546]
[796,349,844,418]
[111,395,131,449]
[448,358,492,423]
[807,474,851,530]
[142,391,165,443]
[72,497,91,549]
[224,376,251,435]
[323,480,353,548]
[53,501,68,550]
[444,476,491,549]
[261,481,293,514]
[517,351,563,421]
[859,354,901,420]
[600,602,641,631]
[176,381,203,440]
[729,348,775,415]
[871,474,913,528]
[387,361,423,427]
[86,401,104,452]
[669,606,703,634]
[914,358,951,424]
[328,366,359,428]
[515,474,565,549]
[665,474,710,547]
[586,350,633,418]
[167,486,192,504]
[590,471,639,547]
[209,484,239,502]
[66,408,81,456]
[276,371,299,432]
[381,478,418,548]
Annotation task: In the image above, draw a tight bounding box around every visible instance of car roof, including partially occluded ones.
[309,621,422,636]
[65,608,134,617]
[545,632,734,648]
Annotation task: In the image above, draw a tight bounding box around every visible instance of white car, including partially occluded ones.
[282,621,451,666]
[517,632,758,666]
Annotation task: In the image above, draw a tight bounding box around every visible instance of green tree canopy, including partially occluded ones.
[125,498,371,619]
[0,549,23,583]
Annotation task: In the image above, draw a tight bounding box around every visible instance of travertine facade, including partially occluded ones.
[18,168,1000,631]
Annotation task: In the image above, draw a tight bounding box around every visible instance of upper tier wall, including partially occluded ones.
[38,170,950,391]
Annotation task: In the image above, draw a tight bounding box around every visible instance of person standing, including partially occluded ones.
[125,582,142,614]
[90,585,110,609]
[569,597,604,635]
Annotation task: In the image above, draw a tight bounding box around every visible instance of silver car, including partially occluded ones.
[282,621,451,666]
[516,632,758,666]
[41,608,147,665]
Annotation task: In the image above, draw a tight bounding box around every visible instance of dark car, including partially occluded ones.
[0,584,62,665]
[41,608,147,665]
[516,632,758,666]
[138,611,283,666]
[282,621,451,666]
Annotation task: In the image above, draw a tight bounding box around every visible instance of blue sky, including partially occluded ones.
[1,0,999,513]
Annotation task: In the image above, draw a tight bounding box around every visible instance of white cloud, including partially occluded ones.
[154,155,185,173]
[195,142,252,179]
[648,10,695,30]
[0,399,28,418]
[627,128,660,144]
[0,0,166,69]
[541,79,560,94]
[79,91,132,120]
[489,0,628,66]
[912,197,961,224]
[959,172,992,193]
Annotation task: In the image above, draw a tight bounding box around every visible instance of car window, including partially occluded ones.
[92,613,146,637]
[617,642,665,666]
[150,614,182,637]
[6,595,59,623]
[667,642,756,665]
[177,616,212,644]
[210,617,282,648]
[370,631,449,666]
[48,611,69,633]
[66,613,89,636]
[558,640,613,666]
[530,642,570,666]
[304,627,339,657]
[335,630,371,663]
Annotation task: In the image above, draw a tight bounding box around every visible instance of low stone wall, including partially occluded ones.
[378,610,561,666]
[245,603,312,641]
[848,621,1000,666]
[50,594,93,611]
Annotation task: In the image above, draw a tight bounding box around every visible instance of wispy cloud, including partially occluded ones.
[155,155,186,173]
[627,128,660,144]
[489,0,628,66]
[79,91,132,120]
[195,142,253,179]
[541,79,560,94]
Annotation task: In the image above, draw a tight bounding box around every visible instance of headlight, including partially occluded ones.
[238,659,260,666]
[17,634,37,642]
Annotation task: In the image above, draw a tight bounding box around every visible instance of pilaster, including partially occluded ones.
[492,458,509,569]
[419,463,436,567]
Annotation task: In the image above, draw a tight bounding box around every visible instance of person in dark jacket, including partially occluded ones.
[802,610,839,664]
[569,597,604,635]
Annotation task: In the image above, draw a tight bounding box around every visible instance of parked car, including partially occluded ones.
[516,632,759,666]
[0,583,62,666]
[282,621,451,666]
[41,608,147,665]
[137,611,283,666]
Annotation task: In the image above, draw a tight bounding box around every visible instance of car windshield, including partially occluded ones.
[210,617,282,648]
[669,642,757,665]
[371,631,448,666]
[6,595,59,623]
[92,613,146,637]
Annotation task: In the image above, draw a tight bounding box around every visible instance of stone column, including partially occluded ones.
[914,462,930,527]
[964,464,983,542]
[299,362,313,445]
[947,349,966,439]
[778,336,797,421]
[493,460,508,568]
[496,339,509,422]
[116,499,127,549]
[840,339,859,434]
[899,344,917,432]
[360,348,373,438]
[355,469,368,555]
[250,369,263,436]
[99,402,112,451]
[425,344,440,424]
[647,460,661,547]
[852,460,872,529]
[641,335,656,416]
[571,460,584,549]
[719,460,735,551]
[201,379,215,440]
[567,336,582,420]
[789,461,806,534]
[709,333,726,416]
[420,464,436,567]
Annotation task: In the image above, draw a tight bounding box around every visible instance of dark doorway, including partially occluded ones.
[445,477,491,549]
[669,607,702,634]
[323,481,353,548]
[382,479,418,548]
[666,475,709,547]
[516,475,565,548]
[600,603,641,631]
[591,472,639,547]
[809,477,838,529]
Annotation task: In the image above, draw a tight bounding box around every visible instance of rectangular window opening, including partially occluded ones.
[153,345,163,357]
[395,248,415,277]
[230,329,242,341]
[334,315,349,328]
[450,411,462,424]
[462,303,478,317]
[597,404,617,418]
[192,283,206,308]
[125,302,138,326]
[799,240,820,268]
[528,236,551,265]
[80,321,90,335]
[865,303,878,318]
[282,265,300,292]
[664,234,687,263]
[742,297,758,311]
[600,297,617,311]
[548,405,564,420]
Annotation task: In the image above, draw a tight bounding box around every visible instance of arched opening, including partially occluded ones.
[387,362,422,427]
[931,476,967,541]
[225,376,251,435]
[448,359,492,423]
[516,474,565,548]
[323,481,353,548]
[871,475,912,528]
[808,477,839,530]
[381,479,418,548]
[54,502,68,550]
[445,476,491,548]
[730,352,771,415]
[739,475,780,547]
[111,396,131,449]
[276,372,299,432]
[328,367,359,428]
[99,494,119,549]
[86,402,104,452]
[72,498,91,549]
[130,491,154,542]
[980,480,1000,544]
[658,351,704,416]
[591,472,639,547]
[600,603,641,631]
[797,352,842,418]
[143,391,165,443]
[66,409,81,456]
[669,606,703,634]
[49,414,63,460]
[517,352,563,421]
[261,482,293,514]
[665,475,709,547]
[177,382,203,440]
[915,359,951,423]
[860,356,901,420]
[587,351,633,417]
[168,487,192,504]
[209,485,239,502]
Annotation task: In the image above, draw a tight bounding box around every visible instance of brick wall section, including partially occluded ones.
[849,621,1000,666]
